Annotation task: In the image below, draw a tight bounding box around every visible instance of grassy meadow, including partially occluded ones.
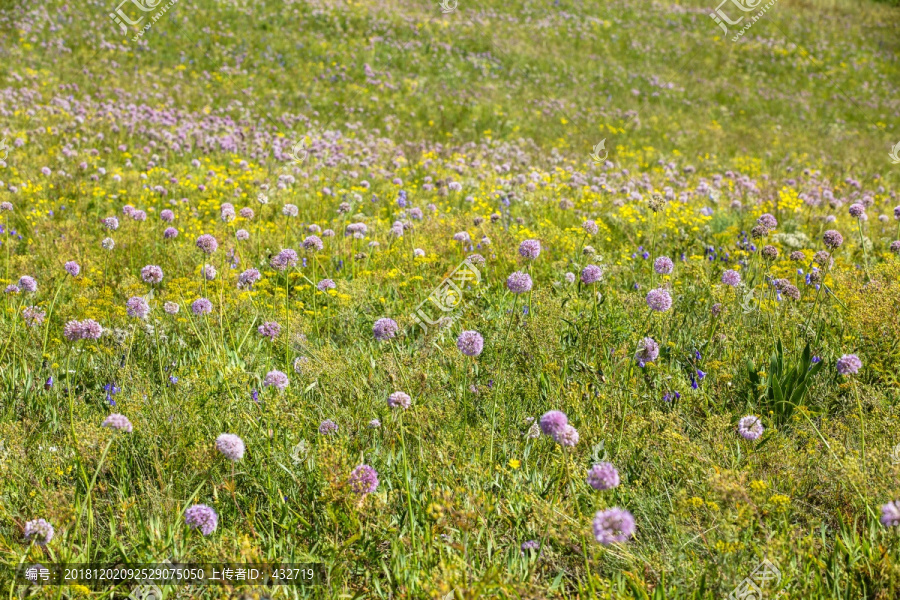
[1,0,900,597]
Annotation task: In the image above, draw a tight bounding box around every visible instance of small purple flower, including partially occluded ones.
[581,264,603,284]
[102,413,133,433]
[521,540,541,553]
[592,507,635,544]
[215,433,245,461]
[836,354,862,376]
[24,518,55,545]
[22,306,46,327]
[721,270,741,287]
[757,213,778,229]
[553,424,579,447]
[539,410,568,436]
[653,256,674,275]
[349,464,379,494]
[18,276,37,293]
[270,248,298,271]
[319,419,338,435]
[263,369,289,391]
[184,504,218,536]
[103,216,119,230]
[238,268,260,288]
[195,234,218,254]
[880,502,900,528]
[849,203,865,218]
[191,298,213,315]
[388,391,411,410]
[738,415,764,440]
[373,318,399,341]
[823,229,844,250]
[141,265,164,284]
[587,462,620,491]
[519,239,541,260]
[456,330,484,357]
[582,220,598,235]
[160,209,175,222]
[635,337,659,363]
[303,235,324,252]
[258,321,281,340]
[317,279,336,292]
[163,302,179,314]
[506,271,533,293]
[64,261,80,277]
[646,288,672,312]
[163,227,179,239]
[126,296,150,319]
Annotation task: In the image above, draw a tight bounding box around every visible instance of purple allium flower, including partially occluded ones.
[823,229,844,249]
[238,268,260,288]
[506,271,533,293]
[126,296,150,319]
[553,424,579,447]
[191,298,213,315]
[22,306,46,327]
[18,276,37,293]
[586,462,620,491]
[24,518,54,546]
[303,235,324,252]
[0,201,12,212]
[646,288,672,312]
[521,540,541,553]
[282,204,299,217]
[711,303,722,317]
[738,415,764,440]
[453,231,471,243]
[163,302,179,314]
[750,224,769,239]
[582,220,599,235]
[581,264,603,284]
[258,321,281,340]
[373,318,399,341]
[519,239,541,260]
[220,203,236,222]
[891,241,900,254]
[195,234,218,254]
[539,410,568,436]
[102,413,133,433]
[318,419,338,435]
[761,245,779,260]
[163,227,178,239]
[141,265,163,284]
[239,207,254,220]
[202,264,217,281]
[635,337,659,363]
[349,464,379,494]
[263,370,289,391]
[413,248,425,258]
[592,508,635,545]
[653,256,674,275]
[236,229,250,241]
[836,354,862,376]
[215,433,245,461]
[388,391,411,410]
[184,504,218,536]
[368,418,381,428]
[757,213,778,229]
[64,261,80,277]
[849,203,865,218]
[721,270,741,286]
[782,284,801,300]
[317,279,336,292]
[564,272,576,284]
[467,253,486,266]
[63,320,82,341]
[457,330,484,357]
[880,502,900,527]
[789,250,806,262]
[132,210,147,222]
[102,237,115,250]
[270,248,298,271]
[160,209,174,222]
[103,216,120,230]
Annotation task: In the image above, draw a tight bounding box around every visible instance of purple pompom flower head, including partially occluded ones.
[163,302,179,314]
[64,261,80,277]
[849,203,865,218]
[581,264,603,284]
[303,235,324,252]
[163,227,179,239]
[457,330,484,357]
[18,276,37,293]
[196,234,218,254]
[319,419,338,435]
[738,415,764,440]
[587,462,620,490]
[24,518,54,546]
[881,502,900,528]
[263,370,289,391]
[102,413,133,432]
[757,213,778,229]
[646,288,672,312]
[191,298,213,315]
[553,424,580,447]
[141,265,163,284]
[349,465,379,494]
[653,256,674,275]
[126,297,150,319]
[238,268,260,288]
[507,271,533,293]
[634,337,659,364]
[823,229,843,250]
[836,354,862,376]
[317,279,336,292]
[582,220,599,235]
[519,239,541,260]
[721,269,741,286]
[538,410,567,438]
[184,504,218,536]
[373,318,399,341]
[22,306,46,327]
[271,248,298,271]
[592,508,635,544]
[388,391,411,410]
[215,434,245,461]
[258,321,281,340]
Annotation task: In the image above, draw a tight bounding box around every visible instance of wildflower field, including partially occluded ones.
[3,0,900,597]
